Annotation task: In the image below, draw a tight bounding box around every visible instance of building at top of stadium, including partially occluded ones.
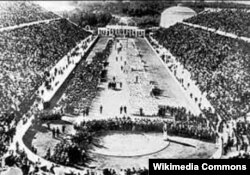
[160,5,197,28]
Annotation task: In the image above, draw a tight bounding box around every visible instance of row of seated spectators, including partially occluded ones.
[0,18,90,116]
[59,39,113,114]
[184,9,250,38]
[0,1,58,28]
[152,23,250,121]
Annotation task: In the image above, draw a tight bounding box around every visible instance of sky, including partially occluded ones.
[34,1,75,12]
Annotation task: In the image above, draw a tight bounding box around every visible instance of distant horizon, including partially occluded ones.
[34,1,75,12]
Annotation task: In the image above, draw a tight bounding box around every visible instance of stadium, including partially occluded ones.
[0,0,250,175]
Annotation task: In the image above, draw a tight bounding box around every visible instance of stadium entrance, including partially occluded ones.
[98,25,145,37]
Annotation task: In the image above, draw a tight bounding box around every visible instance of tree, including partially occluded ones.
[71,130,102,166]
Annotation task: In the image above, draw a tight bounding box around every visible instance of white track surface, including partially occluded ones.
[91,135,216,170]
[93,132,168,156]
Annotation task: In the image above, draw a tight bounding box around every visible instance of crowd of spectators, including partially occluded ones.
[0,12,90,169]
[151,23,250,155]
[2,2,250,173]
[59,39,113,114]
[76,117,164,133]
[218,119,250,156]
[2,145,61,175]
[42,35,94,95]
[47,141,83,166]
[0,1,58,28]
[184,9,250,38]
[82,115,216,142]
[159,106,217,142]
[0,113,16,158]
[49,113,217,167]
[229,153,250,159]
[152,23,250,121]
[103,167,148,175]
[0,18,90,116]
[48,117,163,167]
[3,146,150,175]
